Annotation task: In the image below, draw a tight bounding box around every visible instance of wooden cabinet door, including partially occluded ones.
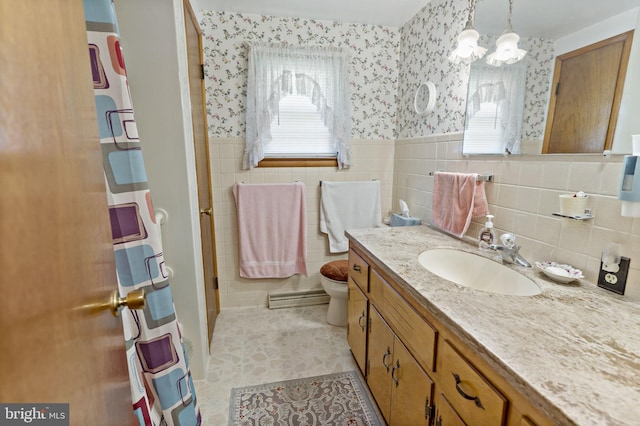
[390,339,434,426]
[347,279,368,374]
[367,307,394,423]
[434,392,466,426]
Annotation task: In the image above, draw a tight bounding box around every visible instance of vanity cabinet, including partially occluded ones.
[347,249,370,376]
[347,247,550,426]
[347,279,368,374]
[368,306,434,425]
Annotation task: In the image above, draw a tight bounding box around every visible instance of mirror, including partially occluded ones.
[463,0,640,154]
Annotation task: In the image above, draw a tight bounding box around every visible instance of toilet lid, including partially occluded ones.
[320,260,349,282]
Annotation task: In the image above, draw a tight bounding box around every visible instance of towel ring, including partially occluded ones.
[414,81,437,115]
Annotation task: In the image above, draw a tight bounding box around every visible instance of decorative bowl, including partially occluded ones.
[535,261,584,283]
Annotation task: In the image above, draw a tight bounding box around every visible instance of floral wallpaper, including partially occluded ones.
[396,0,556,141]
[199,1,556,144]
[199,12,400,140]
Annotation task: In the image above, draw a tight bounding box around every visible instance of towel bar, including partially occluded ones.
[428,172,494,182]
[319,179,378,187]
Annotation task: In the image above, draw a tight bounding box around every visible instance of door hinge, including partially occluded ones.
[200,63,205,80]
[213,276,219,290]
[555,82,560,95]
[425,397,435,421]
[366,359,370,376]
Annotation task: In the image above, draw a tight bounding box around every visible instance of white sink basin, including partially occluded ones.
[418,248,541,296]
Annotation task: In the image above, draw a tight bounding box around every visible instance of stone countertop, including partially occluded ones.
[346,225,640,426]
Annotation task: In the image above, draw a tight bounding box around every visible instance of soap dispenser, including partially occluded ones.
[478,214,497,250]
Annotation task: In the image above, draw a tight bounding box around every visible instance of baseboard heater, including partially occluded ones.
[268,289,330,309]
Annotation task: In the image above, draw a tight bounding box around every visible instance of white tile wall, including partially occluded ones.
[393,134,640,300]
[210,138,395,308]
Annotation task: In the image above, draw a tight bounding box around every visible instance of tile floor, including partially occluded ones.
[193,304,362,425]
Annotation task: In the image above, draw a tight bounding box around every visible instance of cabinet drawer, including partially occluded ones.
[370,269,437,373]
[348,249,370,293]
[438,339,507,426]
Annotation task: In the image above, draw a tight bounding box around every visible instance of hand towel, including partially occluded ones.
[320,180,382,253]
[233,182,307,278]
[432,172,489,238]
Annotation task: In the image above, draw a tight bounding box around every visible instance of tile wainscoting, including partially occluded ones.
[210,138,394,308]
[393,133,640,300]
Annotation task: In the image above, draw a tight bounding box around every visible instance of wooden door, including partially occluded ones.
[184,0,219,342]
[347,279,368,374]
[366,307,394,422]
[543,31,633,153]
[434,393,467,426]
[390,340,434,425]
[0,0,134,424]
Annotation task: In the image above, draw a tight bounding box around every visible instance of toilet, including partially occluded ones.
[320,260,349,326]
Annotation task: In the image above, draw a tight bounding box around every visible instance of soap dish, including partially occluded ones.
[535,261,584,283]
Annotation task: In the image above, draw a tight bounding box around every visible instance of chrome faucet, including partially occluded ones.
[489,233,532,268]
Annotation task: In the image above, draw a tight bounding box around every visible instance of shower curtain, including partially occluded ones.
[84,1,200,424]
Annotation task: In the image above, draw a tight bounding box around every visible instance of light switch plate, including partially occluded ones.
[597,257,630,295]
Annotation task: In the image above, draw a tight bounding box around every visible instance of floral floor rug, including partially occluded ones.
[228,370,383,425]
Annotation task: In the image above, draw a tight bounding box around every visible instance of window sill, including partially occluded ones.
[258,158,338,168]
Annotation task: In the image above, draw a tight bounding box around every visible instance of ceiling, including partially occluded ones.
[193,0,640,36]
[193,0,429,27]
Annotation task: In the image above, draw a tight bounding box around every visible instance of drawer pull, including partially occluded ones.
[352,264,361,272]
[391,360,400,386]
[452,372,484,409]
[358,311,366,331]
[382,347,392,372]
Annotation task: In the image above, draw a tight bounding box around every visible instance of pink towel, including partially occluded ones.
[233,182,307,278]
[432,172,489,238]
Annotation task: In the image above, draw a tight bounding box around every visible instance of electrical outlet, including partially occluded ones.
[597,257,630,295]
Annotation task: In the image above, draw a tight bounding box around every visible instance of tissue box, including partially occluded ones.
[390,213,421,227]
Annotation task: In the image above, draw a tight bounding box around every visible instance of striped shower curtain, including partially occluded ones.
[83,1,200,424]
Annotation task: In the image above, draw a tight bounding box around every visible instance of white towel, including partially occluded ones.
[320,181,382,253]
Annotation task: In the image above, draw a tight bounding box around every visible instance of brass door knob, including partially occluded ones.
[200,207,212,216]
[110,289,146,317]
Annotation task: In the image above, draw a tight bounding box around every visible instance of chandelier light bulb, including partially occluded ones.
[486,0,527,66]
[449,0,487,64]
[448,23,487,64]
[486,31,527,66]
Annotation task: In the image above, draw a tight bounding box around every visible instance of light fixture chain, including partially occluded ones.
[508,0,514,25]
[468,0,476,22]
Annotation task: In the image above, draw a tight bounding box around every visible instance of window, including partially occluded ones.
[244,42,352,169]
[267,93,334,158]
[463,61,527,155]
